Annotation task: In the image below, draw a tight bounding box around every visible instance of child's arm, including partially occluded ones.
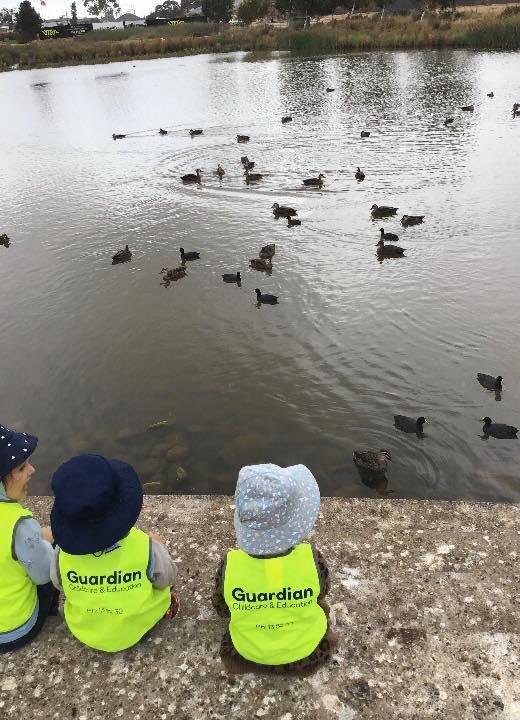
[211,556,230,618]
[313,546,330,599]
[14,517,54,585]
[148,538,177,589]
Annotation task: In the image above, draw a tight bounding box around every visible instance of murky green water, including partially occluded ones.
[1,50,520,500]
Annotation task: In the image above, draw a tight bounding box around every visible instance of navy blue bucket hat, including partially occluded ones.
[51,454,143,555]
[0,423,38,480]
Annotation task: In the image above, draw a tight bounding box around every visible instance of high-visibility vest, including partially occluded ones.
[0,501,38,633]
[58,527,171,652]
[223,543,327,665]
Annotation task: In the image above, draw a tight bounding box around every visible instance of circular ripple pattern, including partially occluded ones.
[1,51,520,500]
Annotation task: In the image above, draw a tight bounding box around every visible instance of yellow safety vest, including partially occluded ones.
[58,527,171,652]
[223,543,327,665]
[0,501,38,633]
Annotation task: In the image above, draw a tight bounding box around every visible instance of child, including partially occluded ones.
[0,423,57,653]
[212,463,335,674]
[49,454,179,652]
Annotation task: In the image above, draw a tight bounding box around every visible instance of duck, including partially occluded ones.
[259,244,275,260]
[444,117,454,126]
[355,167,365,181]
[371,204,398,218]
[281,116,293,123]
[514,110,520,118]
[242,158,255,170]
[361,131,370,138]
[180,247,200,261]
[215,164,225,179]
[481,417,517,438]
[394,415,427,434]
[477,373,503,391]
[222,271,241,283]
[159,128,168,135]
[255,288,278,304]
[181,169,202,183]
[461,104,474,112]
[272,203,297,217]
[487,91,494,98]
[513,103,520,112]
[244,169,263,183]
[112,133,126,140]
[326,87,335,92]
[237,134,250,143]
[380,228,399,242]
[0,233,10,248]
[377,239,405,257]
[160,266,186,282]
[189,129,203,136]
[401,214,424,227]
[112,245,131,263]
[353,449,392,476]
[250,257,272,271]
[303,173,325,188]
[288,217,301,227]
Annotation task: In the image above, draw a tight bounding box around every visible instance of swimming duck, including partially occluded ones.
[371,204,398,218]
[189,129,203,136]
[255,288,278,304]
[401,214,424,227]
[242,159,255,171]
[481,417,517,438]
[160,266,186,281]
[112,245,132,264]
[159,128,168,135]
[216,164,225,179]
[461,104,474,112]
[326,88,335,92]
[303,174,325,187]
[272,203,297,217]
[394,415,427,434]
[0,233,10,248]
[112,133,126,140]
[259,244,275,260]
[487,91,494,98]
[513,103,520,112]
[180,247,200,261]
[244,169,263,183]
[222,271,241,283]
[477,373,503,391]
[377,239,405,257]
[281,116,293,123]
[444,117,454,126]
[250,257,272,271]
[288,217,301,227]
[361,131,370,138]
[355,167,365,181]
[380,228,399,242]
[181,169,202,183]
[353,449,392,476]
[514,110,520,118]
[237,134,250,143]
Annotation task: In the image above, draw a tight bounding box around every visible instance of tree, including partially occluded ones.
[0,7,15,26]
[237,0,268,23]
[180,0,201,13]
[15,0,41,41]
[274,0,335,18]
[83,0,120,18]
[70,0,77,22]
[146,0,182,20]
[201,0,233,21]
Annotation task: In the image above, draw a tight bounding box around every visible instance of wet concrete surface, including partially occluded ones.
[1,497,519,719]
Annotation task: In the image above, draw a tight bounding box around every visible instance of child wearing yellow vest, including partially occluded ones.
[0,423,59,653]
[49,454,179,653]
[212,463,335,674]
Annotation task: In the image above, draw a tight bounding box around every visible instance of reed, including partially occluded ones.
[1,12,519,72]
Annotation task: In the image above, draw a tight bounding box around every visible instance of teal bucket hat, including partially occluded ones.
[234,463,321,555]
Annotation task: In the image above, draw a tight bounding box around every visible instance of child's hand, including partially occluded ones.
[149,532,165,545]
[41,526,54,544]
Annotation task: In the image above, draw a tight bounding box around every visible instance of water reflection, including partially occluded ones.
[1,51,520,502]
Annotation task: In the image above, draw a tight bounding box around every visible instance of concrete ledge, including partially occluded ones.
[1,497,519,719]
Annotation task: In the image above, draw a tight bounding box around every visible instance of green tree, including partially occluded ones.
[83,0,120,18]
[146,0,182,20]
[274,0,335,18]
[180,0,200,12]
[70,1,77,22]
[0,7,15,26]
[201,0,233,21]
[237,0,268,23]
[15,0,41,41]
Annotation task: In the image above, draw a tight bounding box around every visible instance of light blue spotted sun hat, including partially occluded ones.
[234,463,321,555]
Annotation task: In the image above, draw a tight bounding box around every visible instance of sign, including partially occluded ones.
[39,23,93,39]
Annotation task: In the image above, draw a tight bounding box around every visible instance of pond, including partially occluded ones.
[1,50,519,500]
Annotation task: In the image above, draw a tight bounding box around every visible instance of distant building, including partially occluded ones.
[117,13,144,22]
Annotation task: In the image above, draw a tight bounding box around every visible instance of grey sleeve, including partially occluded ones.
[50,547,62,591]
[13,517,53,585]
[148,539,177,589]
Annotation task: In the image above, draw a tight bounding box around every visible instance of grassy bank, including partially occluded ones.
[1,11,520,72]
